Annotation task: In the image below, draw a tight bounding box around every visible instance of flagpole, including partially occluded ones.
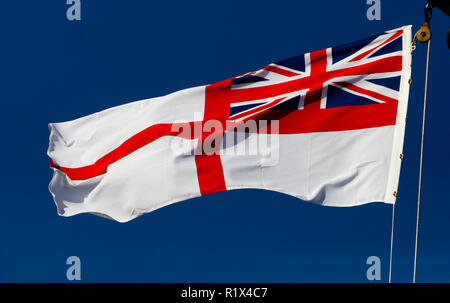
[411,1,433,283]
[413,38,431,283]
[388,203,396,283]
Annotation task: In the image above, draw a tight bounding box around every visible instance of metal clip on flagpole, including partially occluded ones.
[412,1,433,284]
[416,3,432,43]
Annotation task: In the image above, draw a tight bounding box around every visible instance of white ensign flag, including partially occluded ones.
[48,26,412,222]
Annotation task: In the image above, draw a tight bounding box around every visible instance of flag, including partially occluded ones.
[48,26,412,222]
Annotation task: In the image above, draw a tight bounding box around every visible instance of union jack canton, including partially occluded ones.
[227,27,408,135]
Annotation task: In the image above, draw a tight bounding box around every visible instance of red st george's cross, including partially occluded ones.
[50,29,405,197]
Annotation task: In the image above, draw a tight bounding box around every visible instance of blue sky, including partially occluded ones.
[1,1,449,282]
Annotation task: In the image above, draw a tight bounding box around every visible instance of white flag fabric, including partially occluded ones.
[48,26,412,222]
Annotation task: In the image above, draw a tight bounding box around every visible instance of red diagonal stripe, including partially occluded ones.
[230,97,286,120]
[263,65,301,77]
[350,30,402,62]
[334,81,398,104]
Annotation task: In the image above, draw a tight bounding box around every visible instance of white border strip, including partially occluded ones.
[384,25,413,204]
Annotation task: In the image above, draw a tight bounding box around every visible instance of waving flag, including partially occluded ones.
[48,26,412,222]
